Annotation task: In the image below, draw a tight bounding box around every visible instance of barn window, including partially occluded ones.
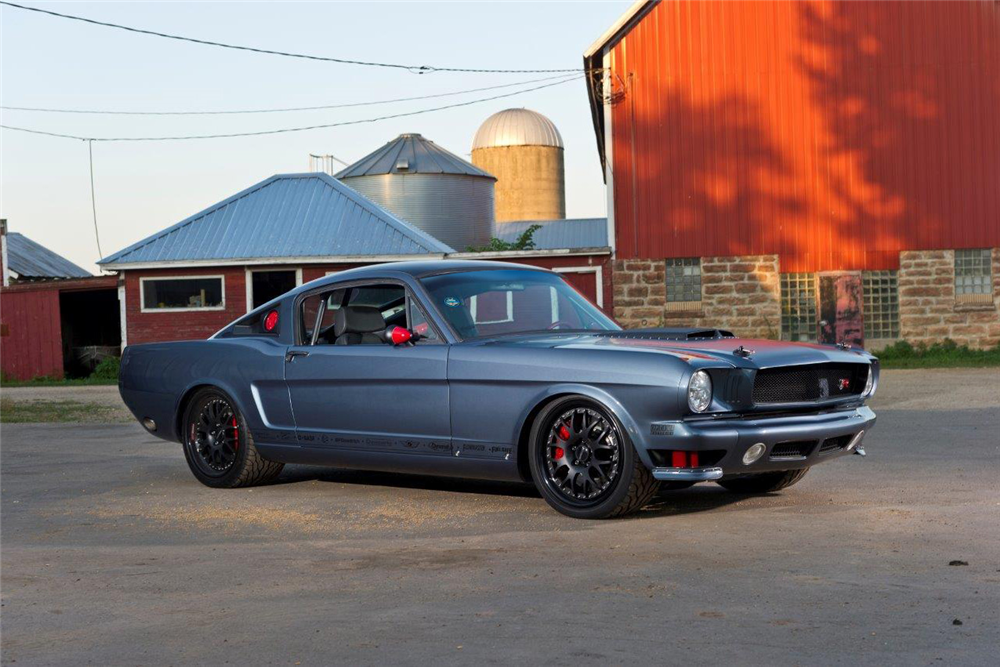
[140,276,224,311]
[862,271,900,339]
[954,249,992,300]
[780,273,817,342]
[664,258,701,307]
[470,291,514,324]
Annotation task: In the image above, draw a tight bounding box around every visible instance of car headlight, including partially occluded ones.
[688,370,713,413]
[863,364,875,397]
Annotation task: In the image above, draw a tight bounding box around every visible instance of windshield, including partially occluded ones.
[420,269,620,340]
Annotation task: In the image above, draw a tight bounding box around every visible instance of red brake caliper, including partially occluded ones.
[554,423,571,460]
[232,415,239,450]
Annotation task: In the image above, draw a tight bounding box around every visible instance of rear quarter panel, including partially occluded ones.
[119,338,289,444]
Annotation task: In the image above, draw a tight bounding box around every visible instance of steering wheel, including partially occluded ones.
[547,321,575,331]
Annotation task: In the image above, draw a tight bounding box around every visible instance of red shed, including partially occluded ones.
[585,0,1000,348]
[1,221,120,380]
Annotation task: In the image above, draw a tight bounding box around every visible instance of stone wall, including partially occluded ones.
[898,249,1000,349]
[613,255,781,339]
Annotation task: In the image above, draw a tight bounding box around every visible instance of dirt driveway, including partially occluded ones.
[1,369,998,665]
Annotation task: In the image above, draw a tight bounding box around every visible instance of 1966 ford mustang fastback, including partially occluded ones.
[119,260,877,518]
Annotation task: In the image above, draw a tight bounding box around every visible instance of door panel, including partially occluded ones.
[284,344,451,455]
[818,273,864,347]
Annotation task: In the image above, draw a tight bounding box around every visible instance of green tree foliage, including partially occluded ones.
[465,224,542,253]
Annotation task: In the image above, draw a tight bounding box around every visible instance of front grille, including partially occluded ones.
[753,363,868,404]
[769,441,817,459]
[819,434,853,454]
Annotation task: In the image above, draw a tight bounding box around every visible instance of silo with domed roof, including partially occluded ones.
[471,108,565,223]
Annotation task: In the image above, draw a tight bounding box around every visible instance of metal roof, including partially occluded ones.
[98,173,454,267]
[494,218,608,250]
[335,134,494,179]
[472,109,564,150]
[5,232,91,279]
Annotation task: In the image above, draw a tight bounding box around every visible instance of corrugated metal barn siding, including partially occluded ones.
[610,0,1000,271]
[1,289,63,380]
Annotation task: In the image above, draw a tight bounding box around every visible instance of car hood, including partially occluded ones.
[477,332,874,368]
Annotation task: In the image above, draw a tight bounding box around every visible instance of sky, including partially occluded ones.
[0,1,630,273]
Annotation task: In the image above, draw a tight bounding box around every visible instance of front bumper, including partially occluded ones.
[643,406,876,478]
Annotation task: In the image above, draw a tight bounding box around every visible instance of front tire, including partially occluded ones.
[528,396,659,519]
[716,468,809,494]
[181,388,284,488]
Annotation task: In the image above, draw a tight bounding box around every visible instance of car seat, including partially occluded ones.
[333,306,386,345]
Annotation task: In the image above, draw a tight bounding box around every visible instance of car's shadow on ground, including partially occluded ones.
[272,465,541,498]
[271,466,750,516]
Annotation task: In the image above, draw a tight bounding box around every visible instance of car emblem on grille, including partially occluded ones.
[838,378,850,390]
[818,377,829,398]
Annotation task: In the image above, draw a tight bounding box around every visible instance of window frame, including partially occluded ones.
[780,272,818,342]
[664,258,702,310]
[139,274,226,313]
[293,277,445,347]
[954,248,993,299]
[862,270,900,340]
[552,265,605,308]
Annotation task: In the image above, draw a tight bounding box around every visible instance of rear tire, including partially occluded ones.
[716,468,809,494]
[181,387,284,488]
[528,396,659,519]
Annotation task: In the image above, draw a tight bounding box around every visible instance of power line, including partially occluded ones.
[0,1,592,75]
[87,141,103,258]
[0,74,577,116]
[0,75,582,142]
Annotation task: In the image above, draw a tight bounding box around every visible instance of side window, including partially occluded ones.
[300,288,344,344]
[409,301,439,343]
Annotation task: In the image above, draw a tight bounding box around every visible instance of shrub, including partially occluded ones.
[90,356,121,381]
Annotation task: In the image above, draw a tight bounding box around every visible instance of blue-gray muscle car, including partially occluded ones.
[119,260,878,518]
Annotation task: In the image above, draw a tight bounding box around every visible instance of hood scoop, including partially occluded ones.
[605,328,737,341]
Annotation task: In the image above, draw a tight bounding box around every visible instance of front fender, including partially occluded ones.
[514,383,657,471]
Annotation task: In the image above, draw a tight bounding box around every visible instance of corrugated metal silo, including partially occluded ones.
[335,134,496,250]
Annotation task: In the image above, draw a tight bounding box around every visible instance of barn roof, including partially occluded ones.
[335,133,494,179]
[5,232,91,279]
[494,218,609,250]
[98,173,454,268]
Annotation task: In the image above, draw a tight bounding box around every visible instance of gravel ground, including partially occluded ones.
[1,369,998,665]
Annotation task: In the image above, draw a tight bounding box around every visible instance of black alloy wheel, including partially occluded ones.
[542,406,622,504]
[187,396,241,477]
[528,396,660,519]
[180,387,284,488]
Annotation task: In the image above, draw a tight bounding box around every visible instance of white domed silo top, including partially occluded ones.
[472,109,564,150]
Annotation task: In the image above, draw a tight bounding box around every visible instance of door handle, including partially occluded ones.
[285,350,310,362]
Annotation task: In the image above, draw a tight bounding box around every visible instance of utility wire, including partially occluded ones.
[0,1,593,75]
[0,74,576,116]
[0,75,582,142]
[87,140,103,258]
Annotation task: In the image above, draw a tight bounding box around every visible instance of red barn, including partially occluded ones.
[585,0,1000,348]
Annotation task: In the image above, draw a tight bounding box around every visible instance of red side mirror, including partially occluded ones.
[385,326,413,345]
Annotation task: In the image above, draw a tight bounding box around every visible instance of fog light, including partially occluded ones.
[846,430,865,451]
[142,418,157,432]
[743,442,766,465]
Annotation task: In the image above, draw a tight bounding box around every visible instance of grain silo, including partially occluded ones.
[335,133,496,250]
[471,108,565,223]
